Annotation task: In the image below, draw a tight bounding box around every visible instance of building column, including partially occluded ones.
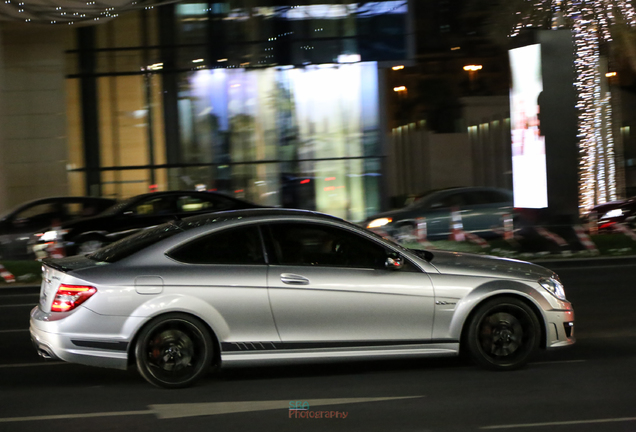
[78,26,101,197]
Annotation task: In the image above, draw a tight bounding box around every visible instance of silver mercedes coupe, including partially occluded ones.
[30,208,575,388]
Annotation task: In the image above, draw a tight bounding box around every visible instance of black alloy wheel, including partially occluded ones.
[135,313,213,388]
[466,296,540,370]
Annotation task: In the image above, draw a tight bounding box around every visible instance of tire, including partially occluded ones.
[395,223,416,243]
[76,236,106,255]
[135,313,214,388]
[465,296,540,371]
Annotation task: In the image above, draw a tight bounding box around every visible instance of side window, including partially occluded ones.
[431,193,465,209]
[466,191,511,205]
[132,197,176,215]
[168,226,264,265]
[13,203,65,228]
[176,195,234,213]
[267,223,388,269]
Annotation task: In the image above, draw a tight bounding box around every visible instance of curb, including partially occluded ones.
[531,255,636,268]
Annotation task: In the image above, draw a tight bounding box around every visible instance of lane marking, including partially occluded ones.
[0,411,150,423]
[0,303,36,308]
[0,396,424,423]
[481,416,636,429]
[151,396,423,419]
[0,362,65,368]
[0,329,29,333]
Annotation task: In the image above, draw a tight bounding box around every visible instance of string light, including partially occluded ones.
[509,0,625,213]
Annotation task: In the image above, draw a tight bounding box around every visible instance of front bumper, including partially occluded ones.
[29,306,139,370]
[543,306,576,349]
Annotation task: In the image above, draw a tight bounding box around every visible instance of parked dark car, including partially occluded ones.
[0,196,116,260]
[33,191,263,257]
[365,187,514,241]
[588,197,636,231]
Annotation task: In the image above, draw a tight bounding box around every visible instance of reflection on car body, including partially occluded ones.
[30,208,574,388]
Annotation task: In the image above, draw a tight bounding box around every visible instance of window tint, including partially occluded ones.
[176,195,235,213]
[168,226,264,265]
[465,190,512,206]
[430,193,466,209]
[132,197,176,215]
[267,223,387,269]
[13,203,65,228]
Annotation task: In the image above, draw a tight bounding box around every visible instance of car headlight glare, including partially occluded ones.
[40,230,58,242]
[367,218,392,229]
[601,208,623,219]
[539,276,566,300]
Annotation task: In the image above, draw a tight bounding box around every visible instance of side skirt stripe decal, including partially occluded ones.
[221,339,458,352]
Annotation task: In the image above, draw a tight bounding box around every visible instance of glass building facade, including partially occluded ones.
[65,1,410,221]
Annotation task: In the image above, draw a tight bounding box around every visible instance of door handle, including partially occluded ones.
[280,273,310,285]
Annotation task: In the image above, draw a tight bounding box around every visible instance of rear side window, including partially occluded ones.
[168,226,264,265]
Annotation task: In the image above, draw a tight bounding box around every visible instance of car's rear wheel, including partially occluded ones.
[135,313,213,388]
[466,296,540,370]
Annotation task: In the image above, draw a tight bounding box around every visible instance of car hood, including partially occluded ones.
[427,250,554,281]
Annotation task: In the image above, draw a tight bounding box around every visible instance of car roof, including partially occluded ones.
[181,208,342,225]
[126,190,240,201]
[8,196,115,212]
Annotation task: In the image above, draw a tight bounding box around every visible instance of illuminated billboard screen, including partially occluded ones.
[509,44,548,209]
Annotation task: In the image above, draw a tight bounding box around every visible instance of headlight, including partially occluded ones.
[367,217,392,229]
[40,230,58,242]
[539,276,566,300]
[601,208,623,219]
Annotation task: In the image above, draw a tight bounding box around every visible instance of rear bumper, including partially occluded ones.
[29,306,136,370]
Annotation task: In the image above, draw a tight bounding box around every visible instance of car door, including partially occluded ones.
[164,224,278,343]
[421,192,467,239]
[264,221,435,343]
[462,190,513,236]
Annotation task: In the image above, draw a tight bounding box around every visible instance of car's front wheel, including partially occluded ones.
[76,236,106,254]
[135,313,214,388]
[465,296,540,370]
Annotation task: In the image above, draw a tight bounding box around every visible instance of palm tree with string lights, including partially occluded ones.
[467,0,636,212]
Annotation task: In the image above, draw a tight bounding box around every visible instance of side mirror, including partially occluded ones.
[385,254,404,270]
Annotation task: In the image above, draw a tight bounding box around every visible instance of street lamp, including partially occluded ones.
[463,64,483,92]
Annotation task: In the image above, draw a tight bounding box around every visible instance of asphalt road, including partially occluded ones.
[1,258,635,432]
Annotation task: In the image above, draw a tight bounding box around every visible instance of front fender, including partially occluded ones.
[445,280,551,343]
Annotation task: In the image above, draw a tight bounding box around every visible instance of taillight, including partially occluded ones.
[51,284,97,312]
